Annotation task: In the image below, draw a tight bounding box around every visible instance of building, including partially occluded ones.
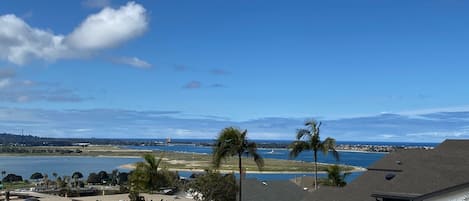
[302,139,469,201]
[242,178,308,201]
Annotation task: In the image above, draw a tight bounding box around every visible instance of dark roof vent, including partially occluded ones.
[396,160,402,165]
[385,173,396,181]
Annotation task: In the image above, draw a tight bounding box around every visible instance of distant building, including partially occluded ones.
[72,142,90,147]
[303,139,469,201]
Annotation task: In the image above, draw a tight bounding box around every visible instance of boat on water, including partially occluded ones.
[268,149,275,154]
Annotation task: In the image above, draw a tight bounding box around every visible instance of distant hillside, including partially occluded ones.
[0,133,149,146]
[0,133,72,146]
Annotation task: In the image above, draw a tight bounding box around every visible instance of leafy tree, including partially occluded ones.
[324,165,349,187]
[189,170,237,201]
[87,173,101,184]
[30,172,43,180]
[72,172,83,188]
[98,171,109,183]
[289,120,339,190]
[212,127,264,201]
[118,172,129,185]
[2,174,23,182]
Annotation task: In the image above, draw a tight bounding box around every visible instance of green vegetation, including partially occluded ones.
[290,119,339,190]
[30,172,44,180]
[189,170,238,201]
[323,165,349,187]
[213,127,264,201]
[128,153,178,200]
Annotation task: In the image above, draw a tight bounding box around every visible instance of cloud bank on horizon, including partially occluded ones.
[0,1,149,67]
[1,107,469,142]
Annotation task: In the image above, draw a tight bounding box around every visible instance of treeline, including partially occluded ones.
[0,146,82,154]
[0,133,155,146]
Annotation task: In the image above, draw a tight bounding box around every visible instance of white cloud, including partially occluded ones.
[0,2,148,66]
[66,2,147,50]
[0,14,68,65]
[112,56,152,68]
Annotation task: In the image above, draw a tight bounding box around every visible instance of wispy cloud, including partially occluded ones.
[183,81,202,89]
[0,2,148,65]
[2,107,469,142]
[210,68,230,75]
[209,83,226,88]
[0,68,86,103]
[111,56,152,69]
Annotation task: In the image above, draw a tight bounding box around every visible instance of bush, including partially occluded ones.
[188,170,237,201]
[2,174,23,182]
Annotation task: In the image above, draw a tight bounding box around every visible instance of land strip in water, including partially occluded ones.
[0,145,363,173]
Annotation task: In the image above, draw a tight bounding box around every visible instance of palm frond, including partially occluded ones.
[247,142,264,169]
[289,141,310,159]
[212,127,244,168]
[321,137,339,161]
[296,128,311,140]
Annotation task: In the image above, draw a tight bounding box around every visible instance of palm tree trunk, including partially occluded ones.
[314,151,318,190]
[238,153,242,201]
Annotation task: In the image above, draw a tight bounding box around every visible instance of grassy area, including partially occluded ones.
[0,145,358,173]
[1,181,34,190]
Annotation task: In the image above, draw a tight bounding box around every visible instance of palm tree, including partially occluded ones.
[212,127,264,201]
[52,172,58,188]
[130,153,163,192]
[289,120,339,190]
[325,165,349,187]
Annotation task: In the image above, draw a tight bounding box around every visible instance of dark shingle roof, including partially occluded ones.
[242,178,308,201]
[302,139,469,201]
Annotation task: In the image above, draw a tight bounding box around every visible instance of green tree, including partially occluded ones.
[87,173,100,184]
[72,172,83,189]
[189,170,237,201]
[212,127,264,201]
[129,154,178,193]
[289,120,339,190]
[324,165,349,187]
[98,171,109,184]
[30,172,43,181]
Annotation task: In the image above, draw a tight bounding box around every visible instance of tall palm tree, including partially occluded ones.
[289,120,339,190]
[212,127,264,201]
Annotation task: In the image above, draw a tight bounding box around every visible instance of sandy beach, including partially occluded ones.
[118,163,367,174]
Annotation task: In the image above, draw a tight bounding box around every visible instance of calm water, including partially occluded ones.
[0,140,435,182]
[126,144,387,182]
[0,156,140,179]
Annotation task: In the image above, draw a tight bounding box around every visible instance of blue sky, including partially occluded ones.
[1,0,469,142]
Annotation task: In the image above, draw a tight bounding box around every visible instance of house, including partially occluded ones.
[242,178,308,201]
[302,139,469,201]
